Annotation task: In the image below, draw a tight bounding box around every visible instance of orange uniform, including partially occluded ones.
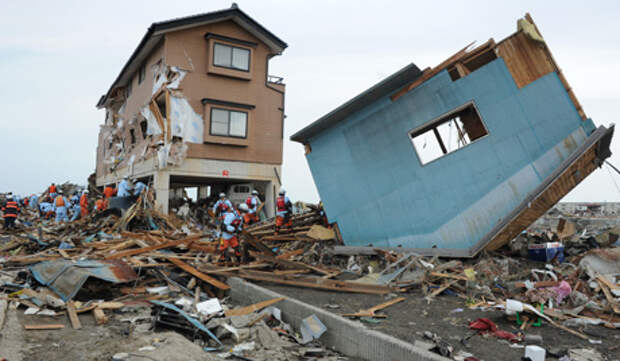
[80,194,89,217]
[103,186,116,198]
[95,198,105,211]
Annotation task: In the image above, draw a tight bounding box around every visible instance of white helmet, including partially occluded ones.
[238,203,249,213]
[278,188,286,195]
[83,190,89,194]
[251,190,258,195]
[6,194,13,200]
[219,192,226,198]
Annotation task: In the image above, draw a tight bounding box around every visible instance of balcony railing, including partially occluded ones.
[267,75,284,84]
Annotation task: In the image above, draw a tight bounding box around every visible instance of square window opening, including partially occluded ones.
[209,107,248,139]
[410,103,487,165]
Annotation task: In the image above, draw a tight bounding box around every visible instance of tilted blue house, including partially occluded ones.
[291,15,614,257]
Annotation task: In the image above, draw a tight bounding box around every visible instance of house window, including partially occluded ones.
[213,43,250,71]
[129,129,136,145]
[140,119,148,139]
[410,102,488,165]
[210,108,248,138]
[138,64,146,84]
[126,79,132,98]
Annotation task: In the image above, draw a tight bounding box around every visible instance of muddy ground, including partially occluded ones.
[261,284,620,361]
[0,303,221,361]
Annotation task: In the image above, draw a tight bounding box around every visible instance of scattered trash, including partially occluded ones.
[299,314,327,344]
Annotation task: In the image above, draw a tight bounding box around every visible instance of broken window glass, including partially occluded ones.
[410,103,487,165]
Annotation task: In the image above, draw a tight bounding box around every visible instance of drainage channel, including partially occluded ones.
[228,278,449,361]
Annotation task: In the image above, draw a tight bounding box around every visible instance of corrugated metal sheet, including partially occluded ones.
[30,260,138,301]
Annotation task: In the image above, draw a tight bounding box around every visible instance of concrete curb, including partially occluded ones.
[228,277,450,361]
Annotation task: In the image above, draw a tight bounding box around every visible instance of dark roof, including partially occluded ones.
[290,63,423,143]
[97,4,287,108]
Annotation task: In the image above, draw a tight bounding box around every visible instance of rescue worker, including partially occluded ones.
[53,191,70,223]
[275,188,293,234]
[70,195,81,222]
[80,190,89,217]
[29,194,39,210]
[103,184,116,199]
[133,180,147,196]
[212,193,233,218]
[219,203,249,261]
[2,195,20,230]
[95,198,106,212]
[117,176,133,197]
[39,199,53,219]
[49,183,57,199]
[244,190,261,225]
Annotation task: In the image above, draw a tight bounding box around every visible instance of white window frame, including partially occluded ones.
[213,42,250,71]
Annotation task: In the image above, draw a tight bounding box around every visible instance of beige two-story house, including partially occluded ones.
[95,4,287,215]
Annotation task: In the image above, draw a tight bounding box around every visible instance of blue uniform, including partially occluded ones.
[133,182,147,196]
[29,195,38,209]
[117,179,132,197]
[212,199,233,214]
[248,196,260,214]
[221,211,243,240]
[70,202,81,221]
[39,202,52,213]
[53,196,70,222]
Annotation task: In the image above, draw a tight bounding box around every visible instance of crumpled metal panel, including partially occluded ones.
[30,260,137,301]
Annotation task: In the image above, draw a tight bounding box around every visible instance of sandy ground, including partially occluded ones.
[262,284,620,361]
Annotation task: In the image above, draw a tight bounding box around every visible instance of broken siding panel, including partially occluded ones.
[496,31,555,88]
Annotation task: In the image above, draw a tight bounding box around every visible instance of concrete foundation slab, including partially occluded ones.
[228,277,449,361]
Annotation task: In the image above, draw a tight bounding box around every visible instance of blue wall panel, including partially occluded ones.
[306,57,591,250]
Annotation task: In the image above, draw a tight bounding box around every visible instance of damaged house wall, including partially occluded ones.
[163,20,286,165]
[95,5,288,215]
[291,15,614,257]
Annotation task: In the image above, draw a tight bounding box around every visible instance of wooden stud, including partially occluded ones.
[66,301,81,330]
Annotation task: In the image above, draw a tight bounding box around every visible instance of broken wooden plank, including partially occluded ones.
[105,235,201,259]
[0,299,7,331]
[342,297,405,318]
[230,271,396,295]
[24,324,65,330]
[597,278,620,314]
[429,272,469,281]
[66,301,81,330]
[225,297,285,317]
[93,308,108,325]
[167,257,230,290]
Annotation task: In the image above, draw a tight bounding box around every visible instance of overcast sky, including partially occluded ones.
[1,0,619,202]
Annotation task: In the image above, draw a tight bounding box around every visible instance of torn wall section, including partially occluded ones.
[101,65,204,176]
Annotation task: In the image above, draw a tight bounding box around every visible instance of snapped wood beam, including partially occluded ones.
[167,257,230,290]
[230,271,397,295]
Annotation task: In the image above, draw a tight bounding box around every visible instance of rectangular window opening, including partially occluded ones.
[410,103,487,165]
[129,129,136,145]
[140,119,148,139]
[210,107,248,138]
[126,80,132,98]
[213,42,250,71]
